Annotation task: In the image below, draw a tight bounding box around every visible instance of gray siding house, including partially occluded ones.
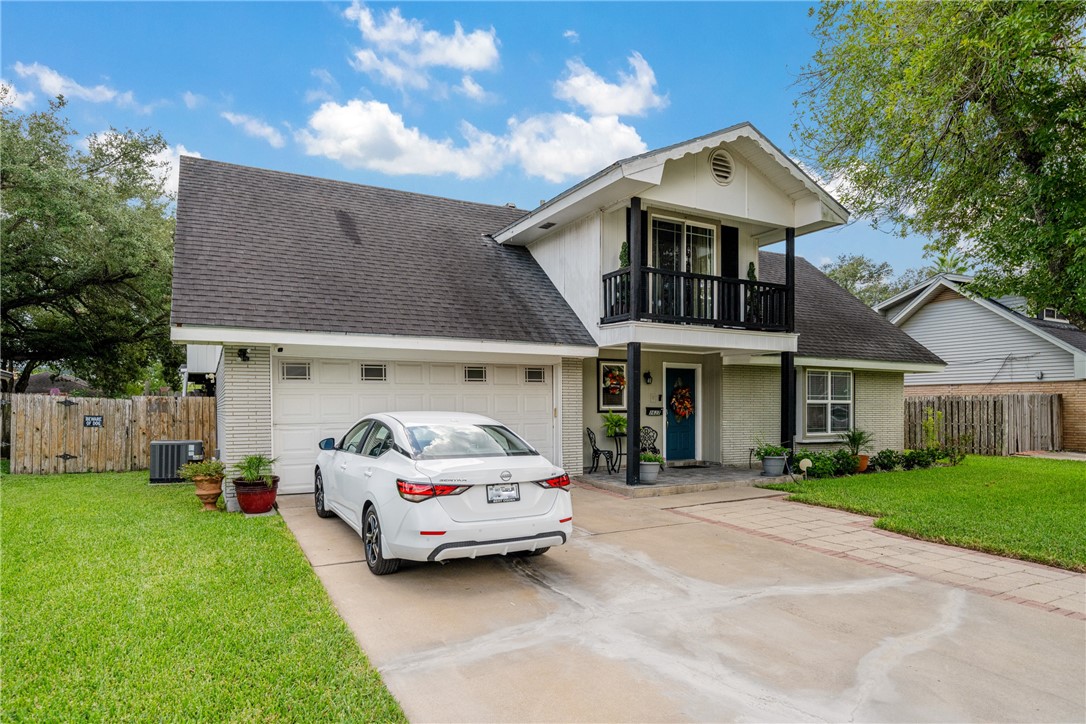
[172,125,942,492]
[875,275,1086,451]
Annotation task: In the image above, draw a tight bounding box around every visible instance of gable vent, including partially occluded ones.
[538,222,556,230]
[709,149,735,186]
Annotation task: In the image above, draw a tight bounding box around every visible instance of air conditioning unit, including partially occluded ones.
[150,440,205,483]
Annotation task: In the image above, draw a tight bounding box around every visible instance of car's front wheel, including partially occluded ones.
[363,506,400,575]
[314,469,334,519]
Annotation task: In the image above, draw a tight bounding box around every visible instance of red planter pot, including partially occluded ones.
[233,477,279,514]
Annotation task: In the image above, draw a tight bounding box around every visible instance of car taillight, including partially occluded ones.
[396,480,469,503]
[536,473,571,489]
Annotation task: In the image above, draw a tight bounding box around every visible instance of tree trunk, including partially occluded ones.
[13,360,37,393]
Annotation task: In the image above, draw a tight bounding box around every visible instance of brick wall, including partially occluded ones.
[561,358,584,475]
[855,371,905,452]
[219,344,273,465]
[905,380,1086,452]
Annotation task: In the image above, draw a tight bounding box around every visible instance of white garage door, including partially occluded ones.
[272,359,555,493]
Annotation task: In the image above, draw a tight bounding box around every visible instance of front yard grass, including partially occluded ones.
[1,471,405,721]
[763,456,1086,571]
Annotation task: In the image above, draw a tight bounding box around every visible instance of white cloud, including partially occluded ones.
[342,3,499,90]
[0,80,35,109]
[220,112,286,148]
[555,52,667,117]
[182,91,204,109]
[563,29,579,43]
[456,75,487,101]
[12,61,154,112]
[505,113,646,183]
[297,100,502,179]
[153,144,202,197]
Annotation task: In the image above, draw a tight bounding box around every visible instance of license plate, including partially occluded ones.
[487,483,520,504]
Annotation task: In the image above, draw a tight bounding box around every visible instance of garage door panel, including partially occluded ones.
[273,361,555,493]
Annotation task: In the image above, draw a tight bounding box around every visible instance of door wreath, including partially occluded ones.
[670,383,693,421]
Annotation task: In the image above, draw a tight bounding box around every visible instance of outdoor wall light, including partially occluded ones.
[237,348,250,362]
[643,370,653,385]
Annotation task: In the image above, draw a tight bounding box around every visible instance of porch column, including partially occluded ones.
[626,341,641,485]
[629,197,642,321]
[785,226,795,333]
[781,227,797,463]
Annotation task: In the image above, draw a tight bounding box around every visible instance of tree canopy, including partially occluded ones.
[1,92,180,394]
[796,1,1086,328]
[819,254,934,307]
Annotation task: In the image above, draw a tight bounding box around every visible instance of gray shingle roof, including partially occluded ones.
[172,157,596,347]
[760,252,945,365]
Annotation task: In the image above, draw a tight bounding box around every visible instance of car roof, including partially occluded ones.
[378,411,503,426]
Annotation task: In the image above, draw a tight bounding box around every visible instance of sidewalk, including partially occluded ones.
[672,495,1085,618]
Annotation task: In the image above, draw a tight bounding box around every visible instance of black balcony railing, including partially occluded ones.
[601,266,789,331]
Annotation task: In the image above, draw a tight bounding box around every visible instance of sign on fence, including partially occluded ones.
[904,394,1061,456]
[8,395,216,474]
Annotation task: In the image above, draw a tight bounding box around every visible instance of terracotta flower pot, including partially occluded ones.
[233,477,279,514]
[193,475,223,511]
[856,454,870,473]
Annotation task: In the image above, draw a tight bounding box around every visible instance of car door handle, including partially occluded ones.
[364,468,373,477]
[338,463,347,471]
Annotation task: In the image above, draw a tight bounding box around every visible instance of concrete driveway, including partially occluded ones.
[278,485,1085,723]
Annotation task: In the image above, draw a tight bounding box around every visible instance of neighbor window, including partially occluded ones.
[280,361,311,381]
[464,366,487,382]
[1042,308,1069,323]
[806,370,852,435]
[360,363,387,382]
[525,367,546,383]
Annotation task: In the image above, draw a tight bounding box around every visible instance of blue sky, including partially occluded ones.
[2,1,932,272]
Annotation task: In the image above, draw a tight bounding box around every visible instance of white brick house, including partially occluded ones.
[172,125,942,492]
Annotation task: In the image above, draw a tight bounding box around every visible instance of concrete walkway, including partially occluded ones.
[279,485,1085,722]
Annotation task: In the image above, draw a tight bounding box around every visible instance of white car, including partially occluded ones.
[314,411,573,575]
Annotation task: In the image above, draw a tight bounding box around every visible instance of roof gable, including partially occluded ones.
[171,157,595,347]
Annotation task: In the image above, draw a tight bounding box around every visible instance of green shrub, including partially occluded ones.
[795,450,837,479]
[639,452,664,464]
[832,448,860,476]
[902,448,938,470]
[871,448,902,471]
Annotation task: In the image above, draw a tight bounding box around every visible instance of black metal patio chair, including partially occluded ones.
[640,426,660,455]
[586,428,614,474]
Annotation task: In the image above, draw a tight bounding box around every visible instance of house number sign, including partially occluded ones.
[83,415,104,428]
[646,407,663,417]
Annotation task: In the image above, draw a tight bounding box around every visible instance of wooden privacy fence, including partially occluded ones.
[8,395,216,474]
[904,394,1061,456]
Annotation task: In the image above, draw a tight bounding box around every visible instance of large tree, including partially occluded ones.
[820,253,933,307]
[1,92,180,394]
[796,1,1086,328]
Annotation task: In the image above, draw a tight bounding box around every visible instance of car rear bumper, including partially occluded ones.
[427,531,567,561]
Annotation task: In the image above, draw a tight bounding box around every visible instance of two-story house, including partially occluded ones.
[171,125,942,492]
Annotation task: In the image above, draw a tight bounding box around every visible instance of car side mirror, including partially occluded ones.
[318,437,336,451]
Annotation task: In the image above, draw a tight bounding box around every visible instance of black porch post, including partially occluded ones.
[626,341,641,485]
[780,227,797,457]
[629,197,642,321]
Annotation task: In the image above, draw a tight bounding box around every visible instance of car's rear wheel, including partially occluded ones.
[314,469,334,518]
[363,506,400,575]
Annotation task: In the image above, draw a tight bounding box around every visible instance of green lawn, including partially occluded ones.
[763,456,1086,571]
[1,471,405,721]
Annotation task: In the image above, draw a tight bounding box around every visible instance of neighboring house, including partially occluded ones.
[171,124,942,492]
[875,274,1086,452]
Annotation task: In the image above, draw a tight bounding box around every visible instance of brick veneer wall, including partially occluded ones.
[561,358,584,475]
[219,344,273,465]
[720,366,907,464]
[905,380,1086,452]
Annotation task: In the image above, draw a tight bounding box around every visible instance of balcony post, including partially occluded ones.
[629,197,642,321]
[780,352,796,460]
[785,226,795,333]
[625,341,641,485]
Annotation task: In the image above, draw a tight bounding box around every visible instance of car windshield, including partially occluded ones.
[405,423,538,459]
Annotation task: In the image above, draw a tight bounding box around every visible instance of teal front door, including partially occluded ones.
[665,368,696,460]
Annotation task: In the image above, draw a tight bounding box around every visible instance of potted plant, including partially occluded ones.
[839,428,875,472]
[639,452,664,484]
[230,454,279,514]
[601,412,627,438]
[754,439,789,476]
[178,458,226,511]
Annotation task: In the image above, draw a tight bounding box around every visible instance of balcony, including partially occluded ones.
[601,267,789,332]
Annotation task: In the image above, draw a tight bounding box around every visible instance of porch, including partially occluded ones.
[575,463,792,498]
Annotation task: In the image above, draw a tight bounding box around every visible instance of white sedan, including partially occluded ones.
[314,411,573,575]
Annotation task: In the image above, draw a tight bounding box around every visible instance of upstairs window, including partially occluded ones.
[806,370,852,435]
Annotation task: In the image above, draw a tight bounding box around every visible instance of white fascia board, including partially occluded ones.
[722,353,945,374]
[885,277,963,325]
[171,326,597,361]
[599,321,797,354]
[493,165,627,244]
